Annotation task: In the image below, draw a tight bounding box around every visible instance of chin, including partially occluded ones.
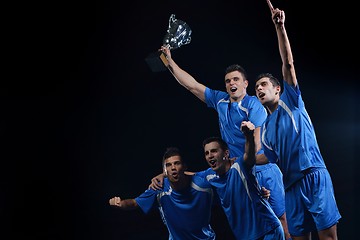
[211,166,219,171]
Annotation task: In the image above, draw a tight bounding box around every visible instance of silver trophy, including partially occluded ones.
[163,14,192,49]
[145,14,192,72]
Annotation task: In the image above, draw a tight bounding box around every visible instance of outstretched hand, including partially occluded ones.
[266,0,285,25]
[109,196,122,207]
[160,45,172,60]
[266,0,274,11]
[240,121,255,137]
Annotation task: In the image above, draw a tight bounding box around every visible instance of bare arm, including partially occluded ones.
[254,127,268,165]
[161,46,207,102]
[256,153,268,165]
[109,196,138,210]
[148,171,196,190]
[266,0,297,87]
[241,121,256,167]
[149,172,165,190]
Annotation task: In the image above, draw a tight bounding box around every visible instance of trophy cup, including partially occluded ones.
[145,14,192,72]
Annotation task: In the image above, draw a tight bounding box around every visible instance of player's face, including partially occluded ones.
[224,71,248,101]
[203,141,228,174]
[163,155,185,183]
[255,77,280,107]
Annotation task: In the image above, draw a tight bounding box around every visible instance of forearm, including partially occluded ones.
[276,25,293,65]
[117,199,138,210]
[276,24,296,85]
[184,171,196,175]
[254,128,268,165]
[167,58,206,102]
[167,59,196,88]
[244,135,256,166]
[255,153,269,165]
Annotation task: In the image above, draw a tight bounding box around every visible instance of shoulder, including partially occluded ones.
[192,174,212,188]
[232,157,246,168]
[205,88,228,99]
[245,95,263,106]
[195,168,216,180]
[194,170,206,178]
[283,79,300,94]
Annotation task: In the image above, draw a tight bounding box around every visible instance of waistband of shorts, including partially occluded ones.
[302,167,325,175]
[255,162,277,172]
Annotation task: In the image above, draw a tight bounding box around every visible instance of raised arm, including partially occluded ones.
[109,196,138,210]
[254,127,268,165]
[160,46,207,102]
[266,0,297,87]
[241,121,256,167]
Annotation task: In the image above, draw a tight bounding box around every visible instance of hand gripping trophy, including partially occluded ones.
[145,14,192,72]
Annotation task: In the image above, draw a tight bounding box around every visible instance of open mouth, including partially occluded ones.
[230,87,237,93]
[209,160,216,167]
[258,92,265,98]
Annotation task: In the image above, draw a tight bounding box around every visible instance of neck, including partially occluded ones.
[216,160,232,176]
[230,93,246,103]
[266,99,279,114]
[266,103,279,114]
[170,174,191,191]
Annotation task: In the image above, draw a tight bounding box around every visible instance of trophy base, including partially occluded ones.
[145,51,169,72]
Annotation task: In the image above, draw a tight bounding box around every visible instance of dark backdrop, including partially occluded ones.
[3,0,357,239]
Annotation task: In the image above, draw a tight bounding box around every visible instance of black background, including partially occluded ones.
[3,0,358,239]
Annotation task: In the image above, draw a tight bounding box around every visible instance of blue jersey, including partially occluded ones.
[135,174,216,240]
[205,88,285,218]
[261,80,327,189]
[205,88,267,158]
[197,157,282,240]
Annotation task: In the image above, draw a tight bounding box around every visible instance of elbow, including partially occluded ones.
[283,60,294,70]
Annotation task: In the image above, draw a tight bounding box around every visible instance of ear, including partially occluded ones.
[275,85,281,95]
[225,149,230,158]
[244,79,249,88]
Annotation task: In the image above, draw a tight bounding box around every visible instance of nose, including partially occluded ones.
[229,79,236,85]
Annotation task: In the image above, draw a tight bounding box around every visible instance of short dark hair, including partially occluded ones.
[225,64,247,80]
[255,73,280,87]
[202,137,229,151]
[162,147,184,166]
[163,147,181,160]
